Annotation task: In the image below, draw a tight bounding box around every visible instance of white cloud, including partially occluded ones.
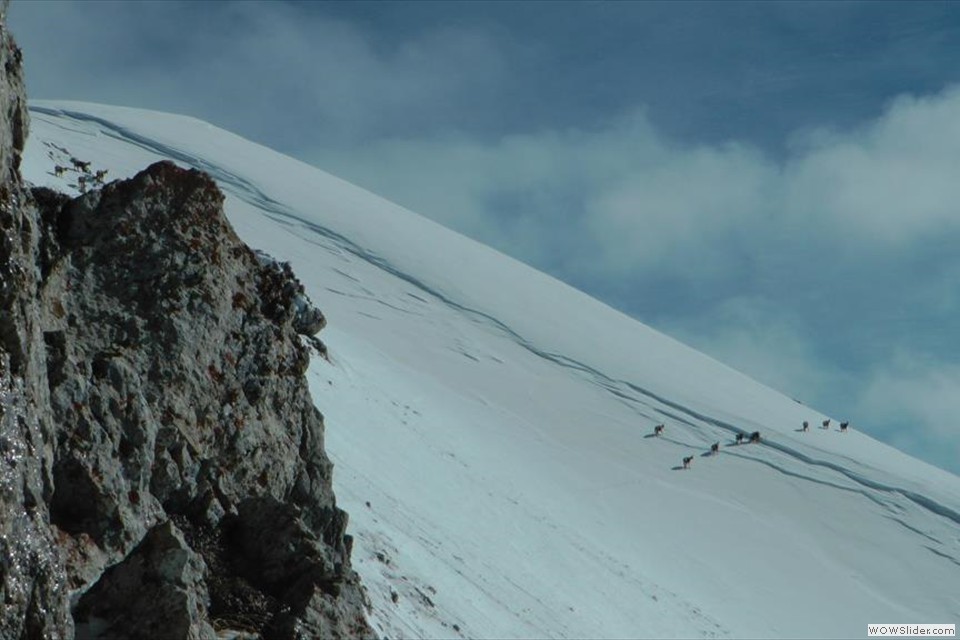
[854,352,960,472]
[314,84,960,284]
[580,142,775,279]
[309,112,782,281]
[784,87,960,246]
[662,296,845,404]
[10,1,513,146]
[857,353,960,443]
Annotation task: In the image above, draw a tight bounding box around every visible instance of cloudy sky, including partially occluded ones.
[9,1,960,475]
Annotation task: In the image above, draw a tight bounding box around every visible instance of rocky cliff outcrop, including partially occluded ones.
[1,14,371,639]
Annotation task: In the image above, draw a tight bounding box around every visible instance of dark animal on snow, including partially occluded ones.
[802,421,809,432]
[654,424,664,436]
[53,165,67,177]
[94,169,108,184]
[748,431,761,443]
[735,433,745,445]
[710,442,720,455]
[682,456,694,469]
[821,419,831,429]
[70,158,91,172]
[840,421,849,432]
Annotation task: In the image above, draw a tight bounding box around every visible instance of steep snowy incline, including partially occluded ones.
[23,101,960,639]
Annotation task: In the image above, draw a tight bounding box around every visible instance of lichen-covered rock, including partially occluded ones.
[1,12,371,639]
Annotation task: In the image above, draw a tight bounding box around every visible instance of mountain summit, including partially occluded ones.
[18,97,960,639]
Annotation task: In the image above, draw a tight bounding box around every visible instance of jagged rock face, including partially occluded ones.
[2,17,72,640]
[1,14,371,639]
[0,13,27,183]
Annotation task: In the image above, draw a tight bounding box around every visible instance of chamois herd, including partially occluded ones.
[651,418,851,470]
[52,157,108,193]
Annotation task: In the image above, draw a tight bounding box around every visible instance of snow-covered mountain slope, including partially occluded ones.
[23,101,960,639]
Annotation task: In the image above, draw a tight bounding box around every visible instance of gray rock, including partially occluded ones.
[2,17,72,640]
[0,12,27,183]
[1,13,373,639]
[73,521,215,640]
[255,251,326,337]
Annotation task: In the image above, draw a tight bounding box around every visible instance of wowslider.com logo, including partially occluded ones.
[868,624,955,637]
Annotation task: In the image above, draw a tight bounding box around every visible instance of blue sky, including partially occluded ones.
[9,1,960,475]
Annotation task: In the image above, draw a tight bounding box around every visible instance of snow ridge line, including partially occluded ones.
[619,380,960,529]
[35,106,960,532]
